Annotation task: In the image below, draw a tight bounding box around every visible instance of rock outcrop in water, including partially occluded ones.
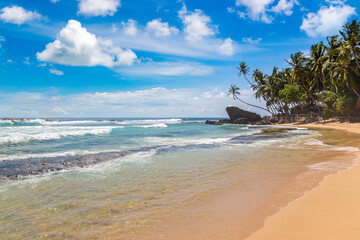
[205,107,262,125]
[226,107,262,123]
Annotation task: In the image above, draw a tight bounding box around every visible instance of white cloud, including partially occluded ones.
[272,0,299,16]
[0,87,268,118]
[78,0,121,17]
[234,0,299,22]
[7,59,13,63]
[122,19,138,36]
[23,57,31,65]
[118,61,214,77]
[178,5,216,42]
[227,7,246,19]
[202,89,226,99]
[219,38,235,56]
[37,20,137,67]
[300,4,356,37]
[50,0,60,3]
[49,68,64,76]
[87,3,237,59]
[52,107,69,115]
[242,37,262,44]
[146,19,179,37]
[0,6,41,25]
[37,63,47,67]
[227,7,236,13]
[236,0,274,23]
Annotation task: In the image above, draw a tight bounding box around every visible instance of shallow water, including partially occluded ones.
[0,118,358,239]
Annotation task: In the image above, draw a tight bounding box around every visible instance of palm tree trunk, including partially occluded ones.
[352,88,360,108]
[235,96,272,114]
[244,76,255,88]
[351,47,360,69]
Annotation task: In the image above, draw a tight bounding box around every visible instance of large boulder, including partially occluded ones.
[226,106,262,123]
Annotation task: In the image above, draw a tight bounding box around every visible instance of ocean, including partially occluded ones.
[0,118,358,239]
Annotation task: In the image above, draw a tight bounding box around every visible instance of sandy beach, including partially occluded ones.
[246,120,360,240]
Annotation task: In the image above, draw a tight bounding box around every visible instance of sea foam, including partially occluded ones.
[0,126,122,144]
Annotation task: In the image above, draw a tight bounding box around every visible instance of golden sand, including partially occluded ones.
[246,120,360,240]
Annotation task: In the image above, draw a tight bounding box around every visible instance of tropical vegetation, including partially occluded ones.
[229,20,360,119]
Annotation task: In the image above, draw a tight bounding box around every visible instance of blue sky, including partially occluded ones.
[0,0,359,117]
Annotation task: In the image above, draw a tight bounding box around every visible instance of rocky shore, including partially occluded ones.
[206,106,324,125]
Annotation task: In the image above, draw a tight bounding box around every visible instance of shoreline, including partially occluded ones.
[246,121,360,240]
[128,124,358,240]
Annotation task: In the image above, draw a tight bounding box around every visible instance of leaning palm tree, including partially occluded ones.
[228,85,272,113]
[237,62,254,87]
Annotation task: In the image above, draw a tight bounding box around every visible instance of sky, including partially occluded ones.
[0,0,359,118]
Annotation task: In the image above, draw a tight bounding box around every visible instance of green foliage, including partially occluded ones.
[278,84,307,103]
[229,19,360,117]
[322,108,335,120]
[335,94,355,115]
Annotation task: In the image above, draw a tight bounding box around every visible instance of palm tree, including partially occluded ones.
[339,20,360,69]
[237,62,254,87]
[286,52,318,105]
[308,42,327,90]
[228,85,272,113]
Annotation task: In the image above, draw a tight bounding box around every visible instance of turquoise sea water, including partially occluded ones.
[0,118,357,239]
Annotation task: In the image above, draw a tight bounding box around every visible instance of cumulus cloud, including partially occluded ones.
[146,19,179,36]
[233,0,299,22]
[272,0,299,16]
[49,68,64,76]
[219,38,235,56]
[84,2,237,59]
[236,0,274,23]
[178,5,216,42]
[300,3,356,37]
[37,20,137,67]
[0,6,41,25]
[50,0,60,3]
[78,0,121,17]
[121,19,138,36]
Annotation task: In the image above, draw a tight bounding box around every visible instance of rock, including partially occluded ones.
[205,120,223,125]
[255,127,296,135]
[226,107,262,123]
[233,118,249,124]
[218,119,232,124]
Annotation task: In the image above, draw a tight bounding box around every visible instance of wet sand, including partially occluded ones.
[246,121,360,240]
[127,126,359,240]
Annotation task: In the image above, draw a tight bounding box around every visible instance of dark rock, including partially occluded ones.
[233,118,249,124]
[226,106,262,123]
[205,120,223,125]
[218,119,232,124]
